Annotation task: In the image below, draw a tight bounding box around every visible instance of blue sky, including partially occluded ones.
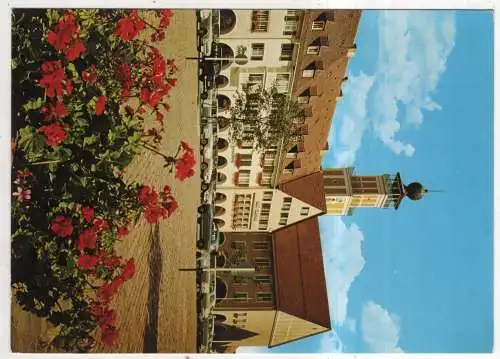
[239,10,494,353]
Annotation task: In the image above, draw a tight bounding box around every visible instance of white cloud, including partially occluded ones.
[361,301,404,353]
[319,329,345,353]
[331,11,456,166]
[343,317,357,332]
[330,72,375,166]
[319,217,366,326]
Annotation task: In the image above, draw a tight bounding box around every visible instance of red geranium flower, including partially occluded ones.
[95,96,107,115]
[47,13,78,51]
[159,9,174,28]
[97,308,117,329]
[64,39,86,61]
[93,217,110,232]
[175,150,196,181]
[101,328,119,347]
[39,60,70,98]
[103,256,122,269]
[82,206,95,223]
[114,10,145,42]
[121,259,135,281]
[82,65,97,83]
[39,122,67,147]
[50,215,73,237]
[138,186,158,206]
[144,204,165,224]
[167,78,177,87]
[77,228,98,251]
[163,197,179,218]
[97,277,124,302]
[89,302,105,318]
[116,225,129,240]
[77,255,100,270]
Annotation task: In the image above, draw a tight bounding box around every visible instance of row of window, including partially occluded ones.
[233,291,273,302]
[250,43,294,62]
[250,10,330,34]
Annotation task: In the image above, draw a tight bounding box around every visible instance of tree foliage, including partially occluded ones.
[228,82,305,151]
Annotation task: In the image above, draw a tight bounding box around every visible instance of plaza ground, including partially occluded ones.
[11,10,200,353]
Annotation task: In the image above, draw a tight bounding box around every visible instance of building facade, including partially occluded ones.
[212,9,362,230]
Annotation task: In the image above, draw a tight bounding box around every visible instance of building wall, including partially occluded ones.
[213,309,276,348]
[214,188,322,232]
[216,232,276,309]
[280,9,362,182]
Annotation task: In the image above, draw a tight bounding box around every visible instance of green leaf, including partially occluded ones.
[17,125,45,156]
[66,63,80,82]
[22,97,43,112]
[83,135,97,146]
[107,130,116,142]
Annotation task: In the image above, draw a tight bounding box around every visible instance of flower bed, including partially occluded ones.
[11,9,195,352]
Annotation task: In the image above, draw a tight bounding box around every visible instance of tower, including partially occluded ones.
[322,168,427,215]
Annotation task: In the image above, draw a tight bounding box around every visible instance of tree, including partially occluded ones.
[228,82,305,151]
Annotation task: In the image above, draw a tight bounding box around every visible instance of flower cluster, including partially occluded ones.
[175,141,196,181]
[114,10,145,42]
[47,13,86,61]
[90,303,118,346]
[38,122,68,146]
[138,185,178,224]
[39,60,72,99]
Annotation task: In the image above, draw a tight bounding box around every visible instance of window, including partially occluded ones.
[254,241,270,250]
[238,170,251,187]
[239,154,253,167]
[312,20,325,30]
[248,73,264,86]
[283,197,292,203]
[234,292,248,300]
[298,95,309,104]
[279,218,287,226]
[251,43,265,61]
[251,10,270,32]
[283,15,298,35]
[275,73,290,93]
[306,45,320,55]
[263,191,273,202]
[300,207,310,216]
[280,43,294,61]
[255,275,272,284]
[302,68,315,77]
[255,257,272,269]
[256,292,273,301]
[231,240,245,250]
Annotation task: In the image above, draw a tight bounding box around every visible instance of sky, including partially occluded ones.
[239,10,494,353]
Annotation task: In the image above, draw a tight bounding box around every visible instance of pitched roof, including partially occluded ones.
[272,217,331,330]
[278,171,327,212]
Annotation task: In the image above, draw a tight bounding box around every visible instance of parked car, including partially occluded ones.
[200,121,219,191]
[197,204,214,250]
[201,176,216,204]
[199,315,215,353]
